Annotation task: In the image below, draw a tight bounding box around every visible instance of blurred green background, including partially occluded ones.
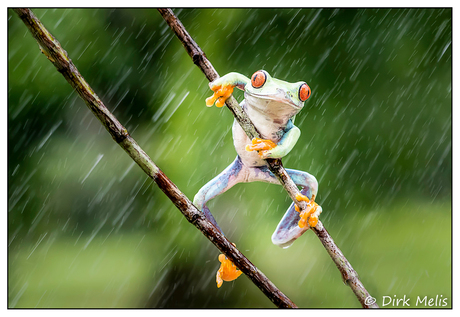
[8,8,451,308]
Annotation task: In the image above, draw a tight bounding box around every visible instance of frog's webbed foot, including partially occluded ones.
[295,193,322,229]
[205,73,250,108]
[216,252,243,288]
[245,137,277,158]
[206,84,235,108]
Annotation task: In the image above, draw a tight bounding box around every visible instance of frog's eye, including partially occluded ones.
[299,83,311,101]
[251,70,267,88]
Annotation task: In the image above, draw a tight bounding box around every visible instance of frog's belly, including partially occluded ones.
[232,119,282,167]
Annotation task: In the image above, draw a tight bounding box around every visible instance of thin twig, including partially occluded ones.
[158,8,379,308]
[13,8,298,309]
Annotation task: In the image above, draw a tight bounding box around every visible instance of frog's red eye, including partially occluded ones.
[251,70,267,88]
[299,83,311,101]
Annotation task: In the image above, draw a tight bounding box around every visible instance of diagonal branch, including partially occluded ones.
[158,8,379,308]
[13,8,297,309]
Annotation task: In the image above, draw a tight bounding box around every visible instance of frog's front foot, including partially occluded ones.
[206,84,235,108]
[245,137,277,158]
[216,253,243,288]
[295,193,322,228]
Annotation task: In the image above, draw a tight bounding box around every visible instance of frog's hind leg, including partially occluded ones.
[193,156,246,233]
[271,169,320,248]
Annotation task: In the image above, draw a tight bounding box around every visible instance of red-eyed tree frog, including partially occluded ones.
[193,70,322,286]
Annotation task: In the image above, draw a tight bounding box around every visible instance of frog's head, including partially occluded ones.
[244,70,311,109]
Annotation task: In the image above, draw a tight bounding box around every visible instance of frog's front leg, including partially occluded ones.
[205,72,250,108]
[246,120,301,159]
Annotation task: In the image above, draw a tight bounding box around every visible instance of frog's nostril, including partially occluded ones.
[277,88,289,97]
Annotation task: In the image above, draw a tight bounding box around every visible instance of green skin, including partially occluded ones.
[194,71,321,248]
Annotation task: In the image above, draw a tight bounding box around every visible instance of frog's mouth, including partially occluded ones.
[245,90,303,109]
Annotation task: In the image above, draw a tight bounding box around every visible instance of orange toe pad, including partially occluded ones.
[216,254,242,288]
[245,138,277,157]
[206,84,235,108]
[295,193,319,228]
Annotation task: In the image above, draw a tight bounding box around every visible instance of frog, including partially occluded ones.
[193,70,322,286]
